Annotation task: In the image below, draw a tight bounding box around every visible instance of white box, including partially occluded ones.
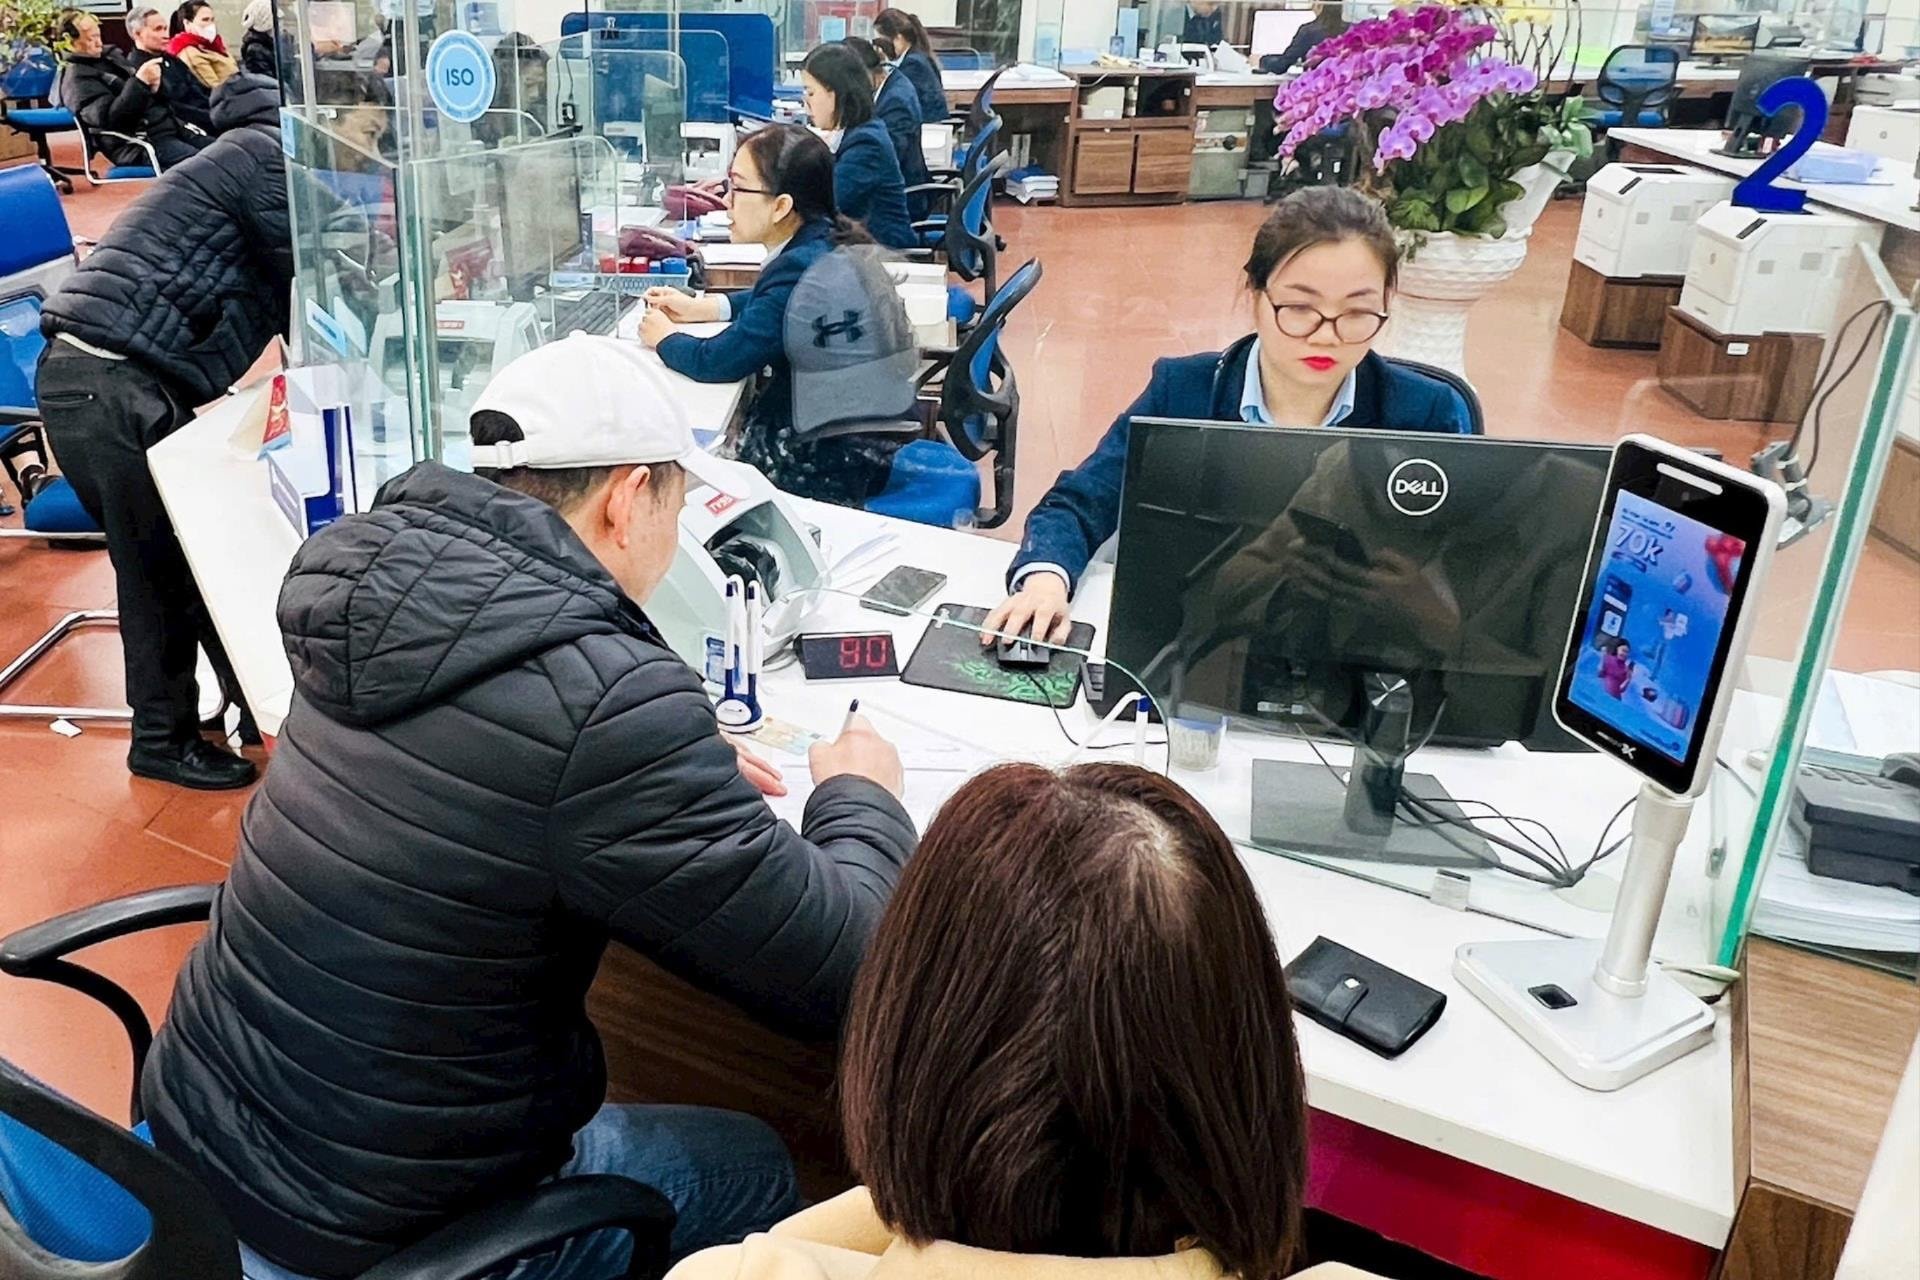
[1082,86,1125,119]
[1574,163,1735,281]
[1679,201,1880,336]
[1844,105,1920,165]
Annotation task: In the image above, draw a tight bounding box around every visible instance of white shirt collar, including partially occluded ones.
[1239,338,1357,428]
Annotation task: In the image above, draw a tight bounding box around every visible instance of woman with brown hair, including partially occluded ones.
[670,763,1367,1280]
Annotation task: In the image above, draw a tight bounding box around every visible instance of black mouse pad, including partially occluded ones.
[901,603,1096,708]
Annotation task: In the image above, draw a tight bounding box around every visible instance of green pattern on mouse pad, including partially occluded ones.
[901,603,1097,707]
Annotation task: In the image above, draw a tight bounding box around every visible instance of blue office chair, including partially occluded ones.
[944,65,1006,162]
[913,112,1003,241]
[1587,45,1682,130]
[1,51,83,194]
[0,885,679,1280]
[913,151,1008,331]
[867,257,1041,529]
[0,164,77,522]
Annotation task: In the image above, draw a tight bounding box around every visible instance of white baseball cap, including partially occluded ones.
[467,333,746,497]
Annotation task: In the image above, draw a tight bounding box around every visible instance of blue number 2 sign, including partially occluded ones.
[1731,77,1828,214]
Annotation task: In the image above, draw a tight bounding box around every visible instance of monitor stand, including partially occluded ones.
[1248,672,1486,870]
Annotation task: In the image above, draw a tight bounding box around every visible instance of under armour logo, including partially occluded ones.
[1620,744,1637,760]
[811,310,864,347]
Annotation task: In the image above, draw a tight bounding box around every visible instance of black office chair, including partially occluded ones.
[887,257,1042,529]
[0,886,678,1280]
[1587,44,1682,136]
[912,150,1008,311]
[914,112,1003,237]
[1384,356,1486,435]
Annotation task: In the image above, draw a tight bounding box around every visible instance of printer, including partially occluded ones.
[1575,163,1735,280]
[1678,201,1878,336]
[650,460,831,673]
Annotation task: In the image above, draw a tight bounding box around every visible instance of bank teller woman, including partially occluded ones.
[666,762,1336,1280]
[845,35,933,213]
[986,186,1475,647]
[641,125,904,506]
[801,41,917,250]
[873,7,948,131]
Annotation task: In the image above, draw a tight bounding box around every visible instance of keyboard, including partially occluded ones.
[546,291,630,337]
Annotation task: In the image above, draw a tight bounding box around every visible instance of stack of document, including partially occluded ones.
[1752,669,1920,952]
[1006,165,1058,204]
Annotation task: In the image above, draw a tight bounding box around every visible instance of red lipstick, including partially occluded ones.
[1301,356,1337,372]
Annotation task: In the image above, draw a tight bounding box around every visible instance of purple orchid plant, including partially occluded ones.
[1274,4,1584,238]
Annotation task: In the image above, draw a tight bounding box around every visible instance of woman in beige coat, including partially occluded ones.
[670,764,1377,1280]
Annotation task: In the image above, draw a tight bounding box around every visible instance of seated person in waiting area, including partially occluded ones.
[801,41,916,250]
[643,126,910,509]
[985,186,1475,648]
[668,763,1375,1280]
[140,338,918,1280]
[58,8,210,170]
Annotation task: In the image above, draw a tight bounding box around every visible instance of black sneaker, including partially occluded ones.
[128,738,258,791]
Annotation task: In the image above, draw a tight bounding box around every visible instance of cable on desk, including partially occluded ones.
[1022,671,1171,768]
[1787,298,1893,477]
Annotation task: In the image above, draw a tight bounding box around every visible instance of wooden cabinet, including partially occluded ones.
[1058,68,1197,208]
[1132,127,1196,194]
[1070,130,1137,196]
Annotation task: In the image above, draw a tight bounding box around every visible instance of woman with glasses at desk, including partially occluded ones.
[640,125,905,506]
[985,186,1476,649]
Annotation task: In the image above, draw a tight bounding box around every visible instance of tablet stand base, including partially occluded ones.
[1454,937,1715,1092]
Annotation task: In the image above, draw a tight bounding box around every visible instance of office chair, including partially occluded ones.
[1268,123,1356,201]
[55,66,164,184]
[912,150,1009,325]
[0,50,83,193]
[933,46,988,72]
[915,109,1004,232]
[0,885,679,1280]
[1384,356,1486,435]
[868,257,1041,529]
[1587,45,1682,131]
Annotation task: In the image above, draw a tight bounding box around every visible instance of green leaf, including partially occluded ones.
[1459,203,1509,237]
[1390,197,1442,233]
[1489,178,1526,207]
[1510,142,1551,170]
[1445,184,1489,215]
[1457,153,1489,190]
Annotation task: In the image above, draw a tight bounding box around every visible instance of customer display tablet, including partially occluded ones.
[1554,436,1783,797]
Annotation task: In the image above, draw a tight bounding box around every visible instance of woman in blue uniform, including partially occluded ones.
[801,42,915,250]
[845,35,932,216]
[985,186,1477,647]
[640,125,904,506]
[873,7,948,128]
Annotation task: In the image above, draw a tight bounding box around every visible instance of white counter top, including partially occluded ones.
[1609,126,1920,233]
[146,416,1738,1250]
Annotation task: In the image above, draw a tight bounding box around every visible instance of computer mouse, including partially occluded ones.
[1881,752,1920,789]
[996,635,1052,670]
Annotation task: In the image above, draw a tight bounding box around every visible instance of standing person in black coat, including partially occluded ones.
[37,73,290,790]
[57,8,207,169]
[141,335,918,1280]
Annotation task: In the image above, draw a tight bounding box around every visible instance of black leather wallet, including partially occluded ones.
[1285,937,1447,1059]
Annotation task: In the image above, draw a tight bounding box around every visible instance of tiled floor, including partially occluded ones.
[2,153,1916,1129]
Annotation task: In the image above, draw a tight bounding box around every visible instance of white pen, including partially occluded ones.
[1132,696,1150,766]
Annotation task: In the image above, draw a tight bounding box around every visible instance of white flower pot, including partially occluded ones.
[1378,230,1533,379]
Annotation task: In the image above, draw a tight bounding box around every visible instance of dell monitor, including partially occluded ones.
[1716,52,1813,156]
[1105,422,1611,868]
[1689,13,1761,63]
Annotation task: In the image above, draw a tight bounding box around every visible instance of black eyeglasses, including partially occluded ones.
[725,179,770,202]
[1266,299,1390,344]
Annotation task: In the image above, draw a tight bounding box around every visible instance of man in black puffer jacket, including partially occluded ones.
[142,336,918,1280]
[38,71,288,791]
[57,8,208,169]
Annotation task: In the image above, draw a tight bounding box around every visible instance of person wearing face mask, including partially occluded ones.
[984,186,1474,648]
[872,7,948,128]
[167,0,240,92]
[641,125,911,507]
[57,8,208,169]
[798,41,915,249]
[843,36,932,218]
[138,338,918,1280]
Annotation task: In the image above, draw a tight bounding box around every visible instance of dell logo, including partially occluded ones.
[1386,458,1449,517]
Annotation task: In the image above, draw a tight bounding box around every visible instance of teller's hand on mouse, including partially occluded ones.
[983,573,1071,648]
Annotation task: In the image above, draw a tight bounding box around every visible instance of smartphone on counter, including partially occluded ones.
[859,565,948,616]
